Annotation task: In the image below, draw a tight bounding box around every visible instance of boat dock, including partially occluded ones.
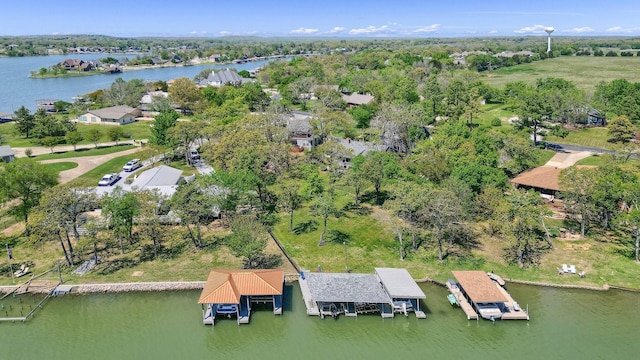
[445,279,478,320]
[298,270,320,316]
[449,271,529,321]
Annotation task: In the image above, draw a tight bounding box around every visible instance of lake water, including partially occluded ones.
[0,54,277,113]
[1,282,638,359]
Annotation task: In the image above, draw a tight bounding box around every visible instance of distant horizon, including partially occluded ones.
[3,0,640,38]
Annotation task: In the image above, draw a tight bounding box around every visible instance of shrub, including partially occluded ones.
[490,118,502,127]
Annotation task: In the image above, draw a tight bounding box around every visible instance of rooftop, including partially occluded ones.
[130,165,182,188]
[375,268,426,299]
[451,270,508,303]
[305,272,390,303]
[510,166,562,191]
[88,105,137,120]
[198,269,284,304]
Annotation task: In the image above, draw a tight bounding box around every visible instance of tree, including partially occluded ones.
[559,166,597,237]
[385,181,429,256]
[0,158,58,224]
[85,127,103,148]
[150,109,179,146]
[420,187,465,262]
[272,175,303,232]
[168,77,203,114]
[360,151,400,203]
[371,102,425,154]
[620,177,640,262]
[105,77,146,107]
[167,121,205,165]
[102,188,139,254]
[343,155,367,205]
[514,88,553,145]
[65,130,83,151]
[136,189,168,259]
[225,215,281,269]
[501,189,549,268]
[311,190,337,246]
[171,179,218,249]
[41,136,59,153]
[608,115,635,143]
[107,126,125,145]
[13,106,36,138]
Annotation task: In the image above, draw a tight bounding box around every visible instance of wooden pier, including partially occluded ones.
[495,283,530,320]
[298,270,320,316]
[445,280,478,320]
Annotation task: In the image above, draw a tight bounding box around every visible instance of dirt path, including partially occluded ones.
[39,147,141,184]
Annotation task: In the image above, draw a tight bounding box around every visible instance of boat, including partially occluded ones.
[215,304,238,315]
[487,272,506,286]
[447,294,458,306]
[475,303,503,321]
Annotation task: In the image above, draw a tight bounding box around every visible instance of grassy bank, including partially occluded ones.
[32,144,136,160]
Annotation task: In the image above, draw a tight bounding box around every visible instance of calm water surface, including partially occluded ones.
[1,282,638,359]
[0,54,277,112]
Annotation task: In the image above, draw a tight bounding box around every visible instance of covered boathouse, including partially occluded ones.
[299,267,426,319]
[450,270,529,321]
[198,269,284,326]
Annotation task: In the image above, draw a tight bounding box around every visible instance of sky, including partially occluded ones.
[3,0,640,38]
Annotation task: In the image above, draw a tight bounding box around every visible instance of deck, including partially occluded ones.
[495,283,530,320]
[298,270,320,316]
[445,280,478,320]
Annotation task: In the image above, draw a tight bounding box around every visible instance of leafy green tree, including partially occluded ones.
[272,175,304,232]
[167,121,205,164]
[65,130,83,151]
[385,181,429,254]
[171,179,218,249]
[312,190,337,246]
[0,158,58,224]
[559,166,597,237]
[150,110,179,146]
[168,77,203,115]
[13,106,36,138]
[343,155,367,205]
[41,136,59,153]
[514,87,553,145]
[32,108,76,139]
[85,127,103,148]
[136,189,168,259]
[107,126,125,145]
[419,187,466,262]
[501,189,549,268]
[619,177,640,262]
[371,102,425,154]
[225,214,281,269]
[607,115,635,143]
[102,188,140,254]
[106,77,146,107]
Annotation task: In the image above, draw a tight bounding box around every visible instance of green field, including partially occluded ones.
[33,144,136,160]
[482,57,640,92]
[67,153,140,187]
[0,120,152,147]
[43,161,78,174]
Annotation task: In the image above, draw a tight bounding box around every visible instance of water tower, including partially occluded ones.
[544,27,555,53]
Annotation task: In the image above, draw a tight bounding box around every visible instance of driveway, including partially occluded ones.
[544,150,593,169]
[40,147,141,184]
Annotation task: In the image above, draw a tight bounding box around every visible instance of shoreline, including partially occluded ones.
[2,273,638,295]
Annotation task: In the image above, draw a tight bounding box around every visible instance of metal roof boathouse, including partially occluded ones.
[298,267,426,319]
[198,269,284,326]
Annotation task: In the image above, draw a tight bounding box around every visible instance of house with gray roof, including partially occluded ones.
[0,145,15,163]
[200,69,252,87]
[342,93,374,107]
[77,105,140,125]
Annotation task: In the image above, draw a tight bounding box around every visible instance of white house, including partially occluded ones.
[77,105,140,125]
[199,69,251,87]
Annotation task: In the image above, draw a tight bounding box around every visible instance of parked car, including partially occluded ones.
[98,173,120,186]
[123,159,142,172]
[189,150,201,161]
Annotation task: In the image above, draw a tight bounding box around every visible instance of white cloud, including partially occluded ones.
[606,26,640,33]
[349,25,388,35]
[514,24,547,34]
[411,24,440,33]
[565,27,595,33]
[290,27,319,34]
[329,26,346,33]
[488,30,498,34]
[219,31,232,36]
[189,31,207,35]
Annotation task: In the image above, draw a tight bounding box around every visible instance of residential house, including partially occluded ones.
[60,59,85,70]
[0,145,15,163]
[342,93,374,107]
[199,69,251,87]
[286,112,321,150]
[77,105,140,125]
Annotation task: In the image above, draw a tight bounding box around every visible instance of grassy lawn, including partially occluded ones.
[32,144,135,160]
[482,56,640,92]
[545,127,640,150]
[68,153,140,187]
[0,121,152,147]
[43,161,78,174]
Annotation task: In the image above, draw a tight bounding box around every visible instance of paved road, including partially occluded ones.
[545,142,637,157]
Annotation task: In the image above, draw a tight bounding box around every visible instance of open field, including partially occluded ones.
[482,57,640,93]
[0,120,151,147]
